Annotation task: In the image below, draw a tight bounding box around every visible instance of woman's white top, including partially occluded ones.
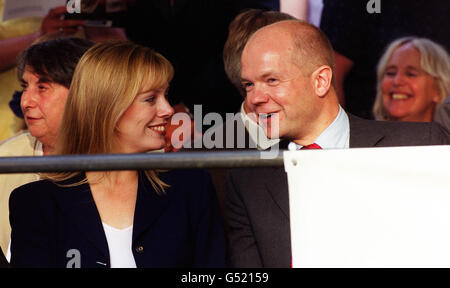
[102,223,137,268]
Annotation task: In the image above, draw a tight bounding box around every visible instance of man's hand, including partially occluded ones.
[40,6,86,35]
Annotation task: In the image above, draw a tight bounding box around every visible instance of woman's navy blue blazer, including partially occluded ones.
[9,169,226,268]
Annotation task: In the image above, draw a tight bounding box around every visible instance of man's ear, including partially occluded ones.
[312,65,333,97]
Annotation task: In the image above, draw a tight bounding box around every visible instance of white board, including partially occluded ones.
[284,146,450,268]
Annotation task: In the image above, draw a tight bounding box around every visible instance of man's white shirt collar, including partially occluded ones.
[288,106,350,151]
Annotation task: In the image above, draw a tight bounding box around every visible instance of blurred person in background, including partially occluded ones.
[373,37,450,122]
[320,0,449,120]
[0,2,126,142]
[280,0,323,27]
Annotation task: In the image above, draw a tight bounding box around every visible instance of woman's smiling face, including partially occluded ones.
[381,43,440,122]
[114,83,174,154]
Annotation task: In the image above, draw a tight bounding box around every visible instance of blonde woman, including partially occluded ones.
[9,42,225,268]
[373,37,450,122]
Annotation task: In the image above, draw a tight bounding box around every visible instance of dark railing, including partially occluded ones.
[0,151,284,174]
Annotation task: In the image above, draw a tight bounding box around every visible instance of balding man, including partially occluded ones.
[225,20,450,268]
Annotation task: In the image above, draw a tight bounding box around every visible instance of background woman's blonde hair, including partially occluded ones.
[373,37,450,120]
[45,41,174,193]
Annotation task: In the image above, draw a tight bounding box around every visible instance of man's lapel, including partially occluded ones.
[258,140,290,219]
[348,114,385,148]
[263,167,290,219]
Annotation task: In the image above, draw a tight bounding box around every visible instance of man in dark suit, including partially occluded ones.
[225,20,450,268]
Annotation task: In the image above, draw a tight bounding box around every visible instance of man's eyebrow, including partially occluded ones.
[260,72,276,79]
[241,72,275,83]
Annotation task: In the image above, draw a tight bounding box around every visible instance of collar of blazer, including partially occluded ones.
[263,167,290,220]
[263,113,387,219]
[347,114,386,148]
[52,172,170,261]
[133,172,170,243]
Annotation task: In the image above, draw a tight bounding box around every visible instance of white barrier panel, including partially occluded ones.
[284,146,450,268]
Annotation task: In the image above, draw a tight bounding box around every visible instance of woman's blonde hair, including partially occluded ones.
[373,37,450,120]
[44,41,174,193]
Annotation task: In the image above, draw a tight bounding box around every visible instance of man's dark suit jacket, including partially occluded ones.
[226,115,450,268]
[9,170,225,268]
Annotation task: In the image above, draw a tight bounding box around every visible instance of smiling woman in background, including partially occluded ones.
[373,37,450,122]
[9,42,225,268]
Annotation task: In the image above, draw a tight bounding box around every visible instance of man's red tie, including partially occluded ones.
[301,143,322,149]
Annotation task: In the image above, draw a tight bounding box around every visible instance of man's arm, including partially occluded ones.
[0,6,85,72]
[225,170,263,267]
[0,32,41,72]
